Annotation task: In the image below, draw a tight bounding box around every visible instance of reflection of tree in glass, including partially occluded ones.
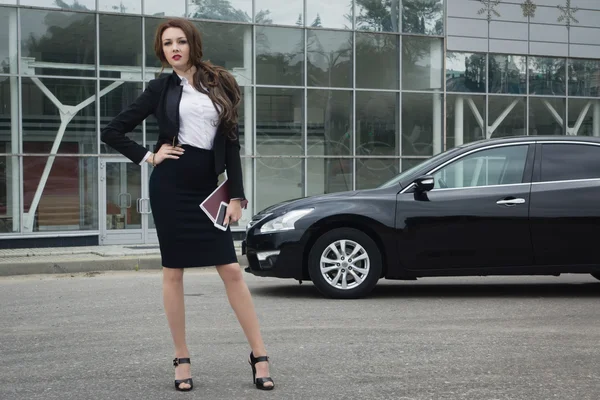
[188,0,250,22]
[24,11,95,73]
[488,56,525,94]
[529,58,565,95]
[355,0,399,32]
[54,0,91,11]
[446,53,486,92]
[569,60,600,97]
[402,0,443,35]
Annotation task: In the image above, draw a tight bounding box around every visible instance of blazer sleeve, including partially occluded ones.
[100,79,161,165]
[225,125,246,202]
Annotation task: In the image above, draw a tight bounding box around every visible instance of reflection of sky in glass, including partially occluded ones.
[446,52,471,72]
[306,0,353,29]
[99,0,141,14]
[187,0,252,21]
[255,0,303,25]
[19,0,95,9]
[145,0,185,16]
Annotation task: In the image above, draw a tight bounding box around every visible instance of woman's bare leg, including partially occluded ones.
[162,267,192,390]
[216,263,273,388]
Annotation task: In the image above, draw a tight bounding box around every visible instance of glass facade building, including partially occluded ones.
[0,0,599,246]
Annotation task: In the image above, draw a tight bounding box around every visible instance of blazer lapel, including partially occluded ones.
[165,77,182,136]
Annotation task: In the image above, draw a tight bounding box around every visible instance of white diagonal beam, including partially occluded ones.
[569,101,591,136]
[466,97,484,133]
[541,99,564,128]
[488,98,520,138]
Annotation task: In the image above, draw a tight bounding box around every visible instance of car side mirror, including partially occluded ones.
[414,175,435,192]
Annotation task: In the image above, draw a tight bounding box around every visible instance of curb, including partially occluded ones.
[0,252,248,277]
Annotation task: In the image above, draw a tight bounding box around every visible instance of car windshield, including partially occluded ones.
[378,147,464,189]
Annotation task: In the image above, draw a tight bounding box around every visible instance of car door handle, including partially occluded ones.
[496,198,526,206]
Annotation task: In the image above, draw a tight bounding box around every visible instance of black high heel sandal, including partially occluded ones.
[249,352,275,390]
[173,357,193,392]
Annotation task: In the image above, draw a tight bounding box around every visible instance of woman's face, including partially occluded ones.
[161,27,190,70]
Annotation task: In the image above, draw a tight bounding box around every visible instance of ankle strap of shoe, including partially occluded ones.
[173,358,191,367]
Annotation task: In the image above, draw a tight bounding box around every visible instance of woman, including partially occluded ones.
[101,18,274,392]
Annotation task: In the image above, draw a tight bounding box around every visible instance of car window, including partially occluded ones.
[432,145,529,189]
[541,143,600,182]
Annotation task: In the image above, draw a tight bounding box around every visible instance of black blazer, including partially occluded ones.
[100,72,245,200]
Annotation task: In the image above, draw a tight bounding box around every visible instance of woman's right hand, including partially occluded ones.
[152,144,185,165]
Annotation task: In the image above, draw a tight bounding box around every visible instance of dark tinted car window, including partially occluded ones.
[541,143,600,182]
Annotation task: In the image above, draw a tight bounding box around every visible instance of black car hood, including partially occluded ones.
[256,190,359,215]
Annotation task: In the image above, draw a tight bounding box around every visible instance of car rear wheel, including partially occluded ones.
[308,228,382,299]
[592,273,600,281]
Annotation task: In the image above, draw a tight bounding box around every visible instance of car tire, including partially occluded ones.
[591,273,600,281]
[308,228,382,299]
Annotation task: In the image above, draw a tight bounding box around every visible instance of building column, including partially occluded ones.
[243,27,253,216]
[454,95,464,147]
[9,8,19,232]
[594,101,600,137]
[432,94,442,155]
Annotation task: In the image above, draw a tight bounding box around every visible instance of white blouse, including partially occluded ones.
[139,75,221,164]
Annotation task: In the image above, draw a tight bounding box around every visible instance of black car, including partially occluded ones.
[242,136,600,299]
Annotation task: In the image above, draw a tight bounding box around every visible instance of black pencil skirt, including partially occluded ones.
[149,145,238,268]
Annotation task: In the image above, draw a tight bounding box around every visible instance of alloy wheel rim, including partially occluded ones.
[319,239,370,290]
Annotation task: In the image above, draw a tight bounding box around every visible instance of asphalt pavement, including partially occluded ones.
[0,271,598,400]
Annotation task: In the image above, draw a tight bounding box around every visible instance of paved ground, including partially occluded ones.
[0,271,598,400]
[0,243,245,276]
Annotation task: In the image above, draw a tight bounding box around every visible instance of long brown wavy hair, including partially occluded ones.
[154,18,241,140]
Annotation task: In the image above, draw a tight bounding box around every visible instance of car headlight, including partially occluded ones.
[259,208,314,234]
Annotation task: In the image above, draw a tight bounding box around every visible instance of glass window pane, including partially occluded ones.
[488,96,526,138]
[0,7,17,74]
[100,82,143,154]
[530,97,566,136]
[19,0,95,10]
[402,36,443,91]
[306,0,353,30]
[256,26,304,86]
[307,158,352,196]
[569,59,600,97]
[146,0,185,17]
[0,0,15,5]
[541,144,600,182]
[99,0,141,14]
[446,94,486,148]
[145,17,167,71]
[568,99,600,137]
[402,0,444,35]
[357,91,398,157]
[489,54,527,94]
[356,33,399,90]
[529,57,566,96]
[0,155,20,233]
[255,0,303,26]
[0,77,17,153]
[23,156,98,232]
[446,52,486,93]
[100,15,142,79]
[256,88,303,156]
[307,30,352,88]
[188,0,251,22]
[356,0,400,32]
[402,92,443,156]
[21,9,96,78]
[256,158,304,212]
[356,158,398,189]
[307,90,352,156]
[22,78,97,154]
[433,145,529,189]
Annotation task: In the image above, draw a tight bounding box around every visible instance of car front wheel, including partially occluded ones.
[308,227,382,299]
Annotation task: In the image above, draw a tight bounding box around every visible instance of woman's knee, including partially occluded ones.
[217,263,243,284]
[162,267,184,284]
